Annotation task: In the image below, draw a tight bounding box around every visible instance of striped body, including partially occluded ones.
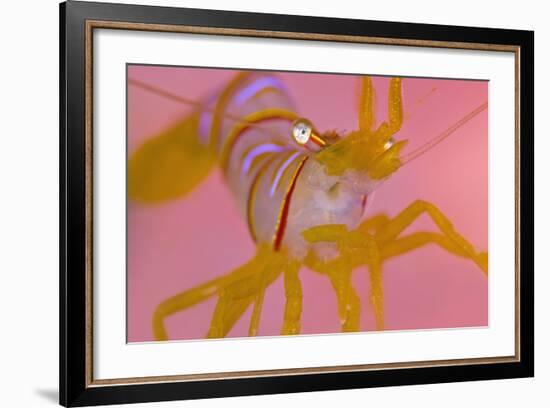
[196,72,369,259]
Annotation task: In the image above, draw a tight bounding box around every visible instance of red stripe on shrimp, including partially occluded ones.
[272,157,309,251]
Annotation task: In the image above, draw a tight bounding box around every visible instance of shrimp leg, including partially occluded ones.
[372,200,488,274]
[304,251,362,332]
[281,260,303,335]
[153,244,283,341]
[302,229,363,332]
[207,248,286,339]
[152,274,232,341]
[248,255,286,336]
[301,225,386,331]
[302,201,487,333]
[363,201,487,328]
[380,231,481,262]
[362,238,385,330]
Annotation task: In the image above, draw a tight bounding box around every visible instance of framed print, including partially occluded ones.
[59,1,534,406]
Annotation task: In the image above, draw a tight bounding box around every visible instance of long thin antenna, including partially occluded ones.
[403,87,438,122]
[401,102,488,166]
[128,78,287,140]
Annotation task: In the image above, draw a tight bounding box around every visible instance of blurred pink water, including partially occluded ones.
[127,65,488,342]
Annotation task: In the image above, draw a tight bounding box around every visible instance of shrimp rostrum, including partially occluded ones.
[128,72,488,340]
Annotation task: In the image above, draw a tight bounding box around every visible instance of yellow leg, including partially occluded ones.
[368,264,385,330]
[303,225,380,331]
[358,214,390,234]
[375,200,488,275]
[281,260,303,335]
[301,200,487,334]
[217,295,255,338]
[153,244,278,341]
[328,254,355,330]
[207,283,254,338]
[205,264,263,339]
[153,273,239,341]
[362,238,385,330]
[207,248,286,339]
[248,284,268,337]
[342,284,361,332]
[248,255,286,336]
[303,244,362,333]
[381,231,485,264]
[207,277,264,338]
[328,253,361,332]
[207,288,233,339]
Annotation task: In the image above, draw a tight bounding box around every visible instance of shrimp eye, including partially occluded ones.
[292,119,313,145]
[384,137,396,150]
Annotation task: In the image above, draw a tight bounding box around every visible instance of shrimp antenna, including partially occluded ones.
[128,78,285,139]
[400,102,488,167]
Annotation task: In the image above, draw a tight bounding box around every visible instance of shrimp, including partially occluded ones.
[127,71,488,340]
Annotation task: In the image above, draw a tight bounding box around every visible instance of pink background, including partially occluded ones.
[127,65,488,342]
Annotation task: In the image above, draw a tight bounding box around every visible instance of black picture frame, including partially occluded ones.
[60,1,534,406]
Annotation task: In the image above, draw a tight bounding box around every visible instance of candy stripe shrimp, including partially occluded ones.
[128,71,488,340]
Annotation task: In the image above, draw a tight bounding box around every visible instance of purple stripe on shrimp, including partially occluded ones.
[198,92,218,144]
[234,77,284,106]
[241,143,286,178]
[270,152,301,197]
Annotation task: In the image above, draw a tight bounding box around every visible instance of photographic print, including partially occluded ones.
[60,4,533,404]
[126,65,488,343]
